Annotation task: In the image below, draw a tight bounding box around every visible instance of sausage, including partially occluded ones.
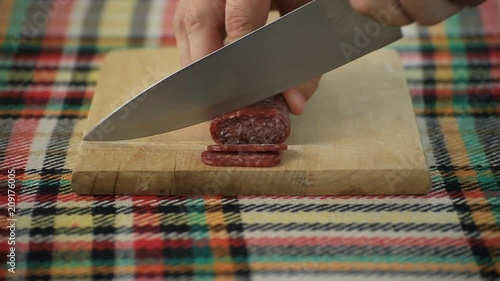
[207,144,288,152]
[201,151,281,167]
[204,95,290,168]
[210,95,290,145]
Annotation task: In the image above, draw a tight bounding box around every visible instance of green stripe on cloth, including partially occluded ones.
[3,0,30,53]
[187,199,215,280]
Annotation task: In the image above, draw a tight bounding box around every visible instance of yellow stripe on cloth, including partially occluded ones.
[98,0,136,43]
[241,211,460,224]
[54,215,93,228]
[249,261,481,273]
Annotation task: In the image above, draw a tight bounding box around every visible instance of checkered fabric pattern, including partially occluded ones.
[0,0,499,280]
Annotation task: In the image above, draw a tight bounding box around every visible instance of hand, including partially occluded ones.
[350,0,485,26]
[174,0,485,115]
[174,0,316,114]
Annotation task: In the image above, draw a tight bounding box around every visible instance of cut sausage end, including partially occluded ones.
[204,95,290,168]
[210,95,291,145]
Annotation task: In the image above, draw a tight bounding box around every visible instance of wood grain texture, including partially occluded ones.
[71,47,431,196]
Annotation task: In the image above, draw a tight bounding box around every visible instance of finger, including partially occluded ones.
[184,0,225,62]
[295,76,322,101]
[271,1,278,10]
[399,0,463,26]
[350,0,414,26]
[174,0,191,66]
[282,76,321,115]
[274,0,311,15]
[224,0,271,44]
[282,88,306,115]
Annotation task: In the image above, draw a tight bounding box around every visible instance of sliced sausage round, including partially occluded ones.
[207,144,288,152]
[201,151,281,167]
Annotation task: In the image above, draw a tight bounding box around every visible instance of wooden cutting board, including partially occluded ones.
[71,47,431,196]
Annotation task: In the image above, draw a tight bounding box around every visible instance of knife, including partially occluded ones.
[84,0,402,141]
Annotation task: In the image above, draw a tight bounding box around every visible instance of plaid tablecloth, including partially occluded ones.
[0,0,499,280]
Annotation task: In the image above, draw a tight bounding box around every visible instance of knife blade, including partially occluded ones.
[84,0,402,141]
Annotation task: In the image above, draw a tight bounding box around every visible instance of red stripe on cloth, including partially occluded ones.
[133,196,164,275]
[134,238,167,250]
[163,238,194,249]
[171,236,466,249]
[468,52,500,64]
[411,89,454,98]
[13,240,29,253]
[207,237,231,248]
[411,49,495,68]
[161,0,178,45]
[467,85,500,96]
[479,0,500,36]
[398,55,433,66]
[93,240,115,251]
[24,241,53,251]
[43,0,76,41]
[464,190,488,199]
[410,88,500,98]
[401,52,500,66]
[0,119,40,169]
[36,0,75,121]
[53,241,93,251]
[2,90,87,101]
[14,53,98,66]
[484,236,500,248]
